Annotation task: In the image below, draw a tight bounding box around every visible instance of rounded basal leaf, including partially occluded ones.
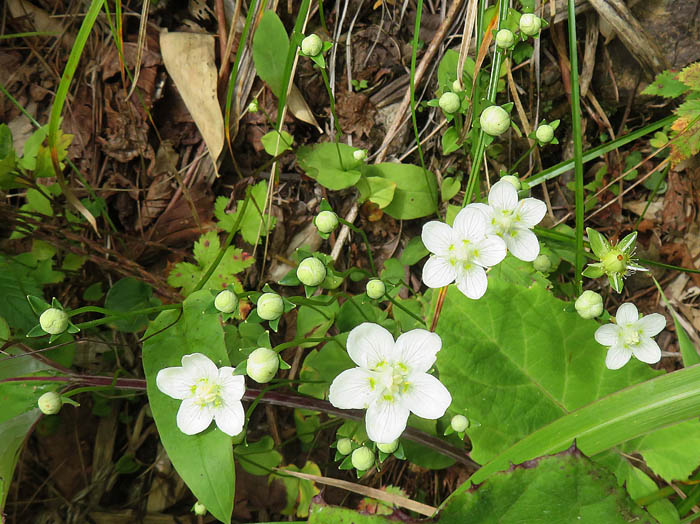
[435,278,660,464]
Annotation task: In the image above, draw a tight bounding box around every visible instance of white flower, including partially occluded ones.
[470,179,547,262]
[328,323,452,444]
[594,303,666,370]
[156,353,245,436]
[421,206,506,299]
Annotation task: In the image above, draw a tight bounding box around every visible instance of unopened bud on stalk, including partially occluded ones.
[257,293,284,321]
[480,106,510,136]
[301,34,323,57]
[377,440,399,454]
[366,279,386,300]
[336,438,353,455]
[520,14,542,36]
[315,210,339,234]
[495,28,515,48]
[39,308,68,335]
[214,289,238,314]
[439,92,461,114]
[297,257,327,287]
[533,254,552,273]
[193,501,207,516]
[247,347,279,383]
[575,290,604,319]
[536,124,554,144]
[351,446,374,471]
[38,391,62,415]
[451,414,469,432]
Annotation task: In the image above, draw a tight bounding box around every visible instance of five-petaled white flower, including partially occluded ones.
[156,353,245,436]
[329,323,452,444]
[594,303,666,370]
[421,206,507,299]
[470,179,547,262]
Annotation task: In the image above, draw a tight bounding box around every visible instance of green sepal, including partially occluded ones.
[233,360,248,376]
[304,284,318,298]
[582,264,604,279]
[27,295,50,316]
[66,322,80,334]
[338,455,354,470]
[256,331,271,348]
[279,269,301,286]
[618,231,638,254]
[25,324,46,337]
[61,397,80,407]
[319,199,332,212]
[50,297,64,309]
[268,317,280,332]
[627,262,649,272]
[609,273,624,294]
[278,356,291,370]
[586,228,610,258]
[393,443,406,460]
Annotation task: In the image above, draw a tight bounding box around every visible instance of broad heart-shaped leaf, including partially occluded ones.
[252,10,289,97]
[142,290,235,524]
[104,277,157,333]
[436,278,660,465]
[439,447,656,523]
[361,163,438,220]
[296,143,361,190]
[1,410,40,511]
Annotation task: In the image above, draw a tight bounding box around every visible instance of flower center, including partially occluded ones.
[621,326,641,347]
[192,378,223,408]
[371,361,410,402]
[492,209,516,233]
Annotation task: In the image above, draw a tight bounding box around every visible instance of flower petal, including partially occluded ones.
[453,207,488,241]
[346,323,397,368]
[421,221,455,256]
[474,235,507,267]
[488,180,518,211]
[365,397,411,444]
[176,398,214,435]
[515,198,547,228]
[422,256,457,288]
[504,227,540,262]
[466,202,494,221]
[213,399,245,436]
[605,345,632,370]
[218,368,246,403]
[615,303,639,326]
[455,265,488,300]
[636,313,666,338]
[632,337,662,364]
[181,353,219,383]
[156,366,195,400]
[395,329,442,373]
[329,367,381,409]
[595,324,620,347]
[401,373,452,419]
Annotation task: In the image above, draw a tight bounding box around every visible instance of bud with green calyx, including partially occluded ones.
[480,105,510,136]
[257,292,284,321]
[215,289,238,314]
[247,347,279,383]
[495,28,515,48]
[536,124,554,144]
[439,92,461,114]
[38,391,62,415]
[500,175,520,191]
[297,257,327,287]
[353,149,367,162]
[452,79,464,93]
[315,210,339,234]
[533,254,552,273]
[582,228,648,293]
[39,308,69,335]
[451,414,469,432]
[193,501,207,516]
[376,440,399,454]
[351,446,374,471]
[575,290,604,319]
[300,34,323,57]
[336,437,353,455]
[519,13,542,36]
[366,279,386,300]
[247,99,259,113]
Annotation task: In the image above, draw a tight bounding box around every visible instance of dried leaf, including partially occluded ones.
[288,84,321,131]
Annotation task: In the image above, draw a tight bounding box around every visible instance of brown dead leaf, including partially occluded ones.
[337,90,377,138]
[660,242,700,287]
[288,83,321,131]
[662,170,694,232]
[98,84,154,163]
[7,0,74,48]
[138,142,178,230]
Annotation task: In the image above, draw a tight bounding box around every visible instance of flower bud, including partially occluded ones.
[452,79,463,92]
[366,279,386,300]
[439,92,460,114]
[353,149,367,162]
[450,414,469,432]
[479,105,510,136]
[500,175,521,191]
[297,257,327,287]
[193,501,207,516]
[337,437,353,455]
[38,391,62,415]
[376,439,399,454]
[495,28,515,48]
[535,124,554,144]
[575,290,604,320]
[519,14,542,36]
[315,210,339,234]
[247,99,259,113]
[39,308,68,335]
[533,254,552,273]
[351,446,374,471]
[247,347,279,383]
[257,292,284,321]
[602,249,626,275]
[214,289,238,314]
[301,34,323,57]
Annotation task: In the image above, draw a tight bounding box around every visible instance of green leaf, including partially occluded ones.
[439,447,655,523]
[104,278,157,333]
[214,181,276,244]
[296,143,362,190]
[261,130,293,156]
[142,291,235,524]
[642,70,689,98]
[234,435,282,476]
[0,410,41,511]
[634,419,700,482]
[440,176,461,201]
[0,256,43,333]
[296,302,339,348]
[356,176,397,209]
[401,417,456,470]
[361,163,438,220]
[309,502,393,523]
[441,127,461,155]
[678,63,700,91]
[399,236,429,266]
[298,339,354,399]
[670,98,700,164]
[252,11,289,97]
[274,461,322,517]
[487,253,550,288]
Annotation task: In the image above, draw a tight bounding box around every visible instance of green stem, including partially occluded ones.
[633,486,675,507]
[72,305,181,330]
[337,217,376,276]
[510,143,537,175]
[273,337,336,353]
[68,304,180,318]
[385,293,425,326]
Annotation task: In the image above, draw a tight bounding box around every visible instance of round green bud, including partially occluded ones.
[297,257,327,287]
[39,308,68,335]
[351,446,374,471]
[301,34,323,57]
[451,414,469,432]
[336,437,353,455]
[193,501,207,516]
[602,249,626,275]
[38,391,62,415]
[366,279,386,300]
[452,79,463,92]
[376,439,399,454]
[495,28,515,48]
[257,292,284,321]
[247,347,279,383]
[214,289,238,314]
[519,14,542,36]
[575,290,604,320]
[479,105,510,136]
[439,92,461,114]
[315,210,339,234]
[353,149,367,162]
[535,124,554,144]
[500,175,521,191]
[247,99,259,113]
[533,254,552,273]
